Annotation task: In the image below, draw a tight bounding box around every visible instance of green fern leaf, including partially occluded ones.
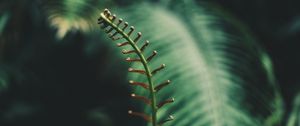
[99,2,284,126]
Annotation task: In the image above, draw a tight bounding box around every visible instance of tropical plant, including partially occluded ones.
[0,0,299,126]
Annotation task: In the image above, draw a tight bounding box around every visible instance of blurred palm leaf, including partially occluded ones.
[0,11,10,59]
[41,0,151,40]
[0,11,9,34]
[287,93,300,126]
[96,1,284,126]
[42,0,107,39]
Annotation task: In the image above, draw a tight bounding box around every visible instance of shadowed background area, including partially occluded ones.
[0,0,300,126]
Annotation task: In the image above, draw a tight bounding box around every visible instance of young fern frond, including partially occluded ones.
[98,9,174,126]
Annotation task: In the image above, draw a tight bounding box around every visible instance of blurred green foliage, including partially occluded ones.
[0,0,299,126]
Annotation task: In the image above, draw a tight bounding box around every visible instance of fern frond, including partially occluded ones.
[107,3,283,126]
[98,9,174,126]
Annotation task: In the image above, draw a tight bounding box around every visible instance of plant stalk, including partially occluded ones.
[100,13,158,126]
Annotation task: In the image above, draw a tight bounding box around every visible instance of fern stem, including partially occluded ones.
[100,13,158,126]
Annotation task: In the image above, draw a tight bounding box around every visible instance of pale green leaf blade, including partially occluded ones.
[99,2,283,126]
